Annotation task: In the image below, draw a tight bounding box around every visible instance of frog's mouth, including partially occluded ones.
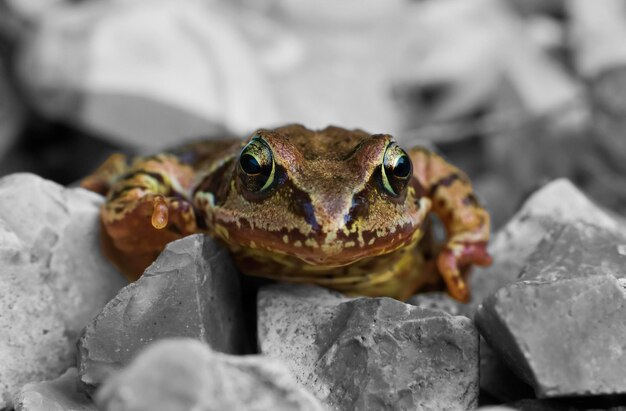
[216,222,425,292]
[211,218,425,269]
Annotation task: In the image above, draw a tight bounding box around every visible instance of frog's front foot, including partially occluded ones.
[102,193,199,281]
[437,241,492,302]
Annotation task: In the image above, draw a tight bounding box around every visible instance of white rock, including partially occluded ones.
[17,0,281,150]
[390,0,580,135]
[567,0,626,77]
[0,173,126,409]
[95,339,325,411]
[13,368,95,411]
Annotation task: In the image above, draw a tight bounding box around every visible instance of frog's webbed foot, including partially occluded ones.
[436,241,492,303]
[96,153,200,280]
[103,189,199,246]
[102,191,199,280]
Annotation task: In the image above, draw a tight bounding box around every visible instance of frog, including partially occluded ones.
[81,124,491,302]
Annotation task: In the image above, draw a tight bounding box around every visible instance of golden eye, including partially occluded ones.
[238,136,275,193]
[380,143,412,197]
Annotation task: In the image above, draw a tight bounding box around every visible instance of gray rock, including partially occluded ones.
[519,222,626,282]
[0,173,126,409]
[16,0,280,150]
[471,180,626,402]
[476,222,626,397]
[258,284,479,411]
[13,368,95,411]
[95,338,325,411]
[407,291,465,317]
[4,0,67,21]
[77,234,247,390]
[468,178,623,312]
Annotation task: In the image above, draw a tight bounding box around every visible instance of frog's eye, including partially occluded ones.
[380,143,412,197]
[238,137,275,193]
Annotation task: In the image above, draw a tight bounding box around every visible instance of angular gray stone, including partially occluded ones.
[0,173,126,409]
[519,222,626,282]
[13,368,95,411]
[468,178,624,311]
[77,234,247,390]
[258,284,479,411]
[476,222,626,397]
[95,339,325,411]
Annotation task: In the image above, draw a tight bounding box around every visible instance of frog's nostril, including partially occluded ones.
[309,201,350,234]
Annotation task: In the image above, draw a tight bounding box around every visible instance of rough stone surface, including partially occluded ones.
[77,234,247,390]
[476,222,626,398]
[95,339,325,411]
[407,291,465,317]
[258,284,479,411]
[13,368,95,411]
[0,173,126,409]
[519,222,626,282]
[468,178,624,312]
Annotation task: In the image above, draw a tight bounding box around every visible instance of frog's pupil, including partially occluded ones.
[241,153,261,174]
[393,156,410,178]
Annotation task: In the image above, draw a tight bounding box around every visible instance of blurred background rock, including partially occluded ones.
[1,0,626,228]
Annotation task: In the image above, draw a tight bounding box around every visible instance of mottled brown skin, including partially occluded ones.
[81,125,491,302]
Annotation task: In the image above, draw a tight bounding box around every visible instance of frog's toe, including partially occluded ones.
[437,241,492,302]
[437,249,470,303]
[151,195,169,229]
[459,241,493,267]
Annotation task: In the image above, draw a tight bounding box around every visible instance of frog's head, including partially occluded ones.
[198,124,430,267]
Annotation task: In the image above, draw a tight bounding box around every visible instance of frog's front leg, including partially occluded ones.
[82,154,199,281]
[409,147,492,302]
[80,153,129,195]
